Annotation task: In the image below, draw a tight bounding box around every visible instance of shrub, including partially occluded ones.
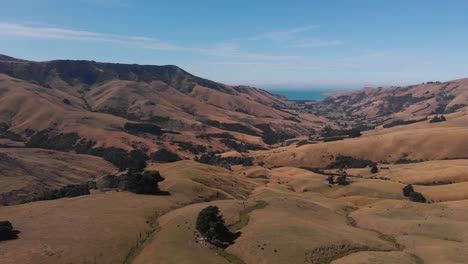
[63,99,71,105]
[370,165,379,174]
[196,206,235,247]
[151,149,182,163]
[327,175,334,185]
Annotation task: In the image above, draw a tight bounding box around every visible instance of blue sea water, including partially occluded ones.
[270,90,333,101]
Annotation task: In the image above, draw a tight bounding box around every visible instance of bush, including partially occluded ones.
[151,149,182,163]
[370,165,379,174]
[0,221,15,241]
[196,206,235,247]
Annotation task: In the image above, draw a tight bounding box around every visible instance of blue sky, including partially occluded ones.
[0,0,467,90]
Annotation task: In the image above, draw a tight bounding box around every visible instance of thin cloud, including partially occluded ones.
[290,39,343,48]
[247,25,320,41]
[0,22,300,61]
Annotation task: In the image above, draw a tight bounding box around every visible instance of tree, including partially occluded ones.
[0,221,14,241]
[151,149,181,163]
[196,206,235,247]
[125,171,165,195]
[336,170,350,186]
[128,150,148,172]
[402,184,414,197]
[370,165,379,174]
[327,175,334,185]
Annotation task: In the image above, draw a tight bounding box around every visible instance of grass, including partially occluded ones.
[320,246,372,264]
[123,216,161,264]
[229,200,268,232]
[217,249,246,264]
[409,253,425,264]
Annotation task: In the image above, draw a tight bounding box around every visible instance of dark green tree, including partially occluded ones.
[125,171,165,194]
[196,206,235,247]
[327,175,334,185]
[0,221,14,241]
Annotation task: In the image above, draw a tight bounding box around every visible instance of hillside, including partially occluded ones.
[0,54,468,264]
[301,79,468,129]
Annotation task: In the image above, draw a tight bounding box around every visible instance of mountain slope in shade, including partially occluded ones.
[0,55,326,154]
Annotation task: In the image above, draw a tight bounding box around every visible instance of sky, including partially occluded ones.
[0,0,467,90]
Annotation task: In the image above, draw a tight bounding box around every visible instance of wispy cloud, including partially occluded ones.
[247,25,320,41]
[0,22,300,61]
[290,39,343,48]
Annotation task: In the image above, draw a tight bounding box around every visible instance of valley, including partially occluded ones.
[0,55,467,264]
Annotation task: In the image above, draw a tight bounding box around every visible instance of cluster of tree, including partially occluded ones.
[124,122,163,136]
[174,141,207,154]
[219,139,266,153]
[0,123,24,142]
[195,152,254,168]
[402,184,426,203]
[26,131,149,172]
[26,131,80,151]
[383,118,427,128]
[33,182,95,201]
[150,148,182,163]
[429,115,447,123]
[327,155,377,169]
[196,132,236,140]
[196,206,237,248]
[255,124,295,145]
[320,126,362,139]
[201,120,259,136]
[0,221,16,241]
[327,170,350,186]
[97,170,167,195]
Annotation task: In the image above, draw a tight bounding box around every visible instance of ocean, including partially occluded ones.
[269,90,334,101]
